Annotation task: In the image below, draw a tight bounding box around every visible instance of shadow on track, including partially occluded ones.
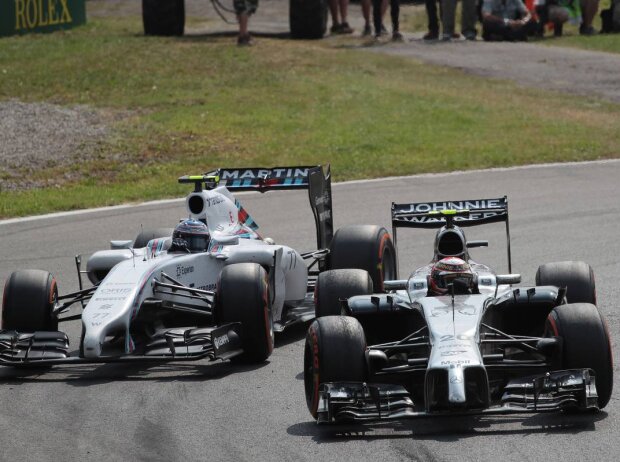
[0,357,269,385]
[0,323,307,385]
[287,411,608,443]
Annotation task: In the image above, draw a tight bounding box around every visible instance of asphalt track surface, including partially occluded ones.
[1,161,619,461]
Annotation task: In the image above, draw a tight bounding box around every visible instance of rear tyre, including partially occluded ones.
[216,263,274,363]
[536,261,596,305]
[304,316,367,418]
[546,303,613,409]
[315,269,373,318]
[133,228,174,249]
[329,225,396,292]
[2,270,58,331]
[289,0,328,39]
[142,0,185,36]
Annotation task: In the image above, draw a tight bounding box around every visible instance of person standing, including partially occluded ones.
[372,0,402,40]
[329,0,354,33]
[234,0,259,45]
[580,0,600,34]
[441,0,478,40]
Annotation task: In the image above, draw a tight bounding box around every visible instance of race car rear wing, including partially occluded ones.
[179,165,333,254]
[391,196,512,272]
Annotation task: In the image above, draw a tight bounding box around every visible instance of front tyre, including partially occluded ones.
[2,270,58,331]
[142,0,185,36]
[329,225,396,292]
[315,269,373,317]
[216,263,274,363]
[304,316,367,418]
[546,303,613,409]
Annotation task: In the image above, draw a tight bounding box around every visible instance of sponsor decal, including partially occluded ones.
[314,191,330,207]
[93,296,128,302]
[441,350,468,357]
[2,0,86,37]
[220,168,309,180]
[213,334,229,349]
[396,199,504,214]
[450,376,463,384]
[318,210,331,222]
[197,283,217,291]
[100,288,132,295]
[441,360,471,366]
[90,312,110,319]
[176,265,194,277]
[205,196,225,207]
[439,343,469,349]
[98,304,113,310]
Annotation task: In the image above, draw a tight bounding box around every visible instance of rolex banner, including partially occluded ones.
[1,0,86,37]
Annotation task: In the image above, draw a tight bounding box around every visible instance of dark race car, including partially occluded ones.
[304,196,613,423]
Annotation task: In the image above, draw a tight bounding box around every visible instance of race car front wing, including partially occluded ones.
[0,322,243,366]
[315,369,599,424]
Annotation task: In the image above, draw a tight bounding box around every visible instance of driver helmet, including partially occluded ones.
[429,257,474,295]
[171,219,210,252]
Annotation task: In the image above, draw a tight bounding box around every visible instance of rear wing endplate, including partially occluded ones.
[179,166,333,260]
[390,196,512,272]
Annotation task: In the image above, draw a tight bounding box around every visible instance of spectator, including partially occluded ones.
[424,0,441,39]
[234,0,258,45]
[481,0,536,41]
[441,0,478,40]
[329,0,354,34]
[580,0,600,34]
[363,0,389,36]
[535,0,575,37]
[372,0,403,40]
[601,0,620,32]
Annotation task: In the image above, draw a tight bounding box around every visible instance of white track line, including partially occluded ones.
[2,159,619,226]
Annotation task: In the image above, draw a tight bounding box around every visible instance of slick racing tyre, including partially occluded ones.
[304,316,367,418]
[546,303,613,409]
[133,228,174,249]
[289,0,328,39]
[536,261,596,305]
[329,225,396,292]
[142,0,185,36]
[315,269,373,318]
[217,263,274,363]
[2,270,58,332]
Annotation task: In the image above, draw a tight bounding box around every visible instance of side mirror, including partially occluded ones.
[111,240,133,250]
[212,235,239,246]
[467,240,489,248]
[496,274,521,285]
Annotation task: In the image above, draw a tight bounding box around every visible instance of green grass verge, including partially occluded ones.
[1,16,619,218]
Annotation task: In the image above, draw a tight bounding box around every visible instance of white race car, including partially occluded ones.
[1,166,396,368]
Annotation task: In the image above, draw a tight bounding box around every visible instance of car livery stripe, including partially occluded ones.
[547,313,559,337]
[376,232,390,291]
[262,273,273,354]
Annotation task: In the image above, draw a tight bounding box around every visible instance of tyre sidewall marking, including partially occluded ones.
[376,231,390,291]
[262,272,274,354]
[308,324,321,416]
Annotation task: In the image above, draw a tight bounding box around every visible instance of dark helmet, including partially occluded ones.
[172,219,210,252]
[429,257,474,295]
[434,226,468,261]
